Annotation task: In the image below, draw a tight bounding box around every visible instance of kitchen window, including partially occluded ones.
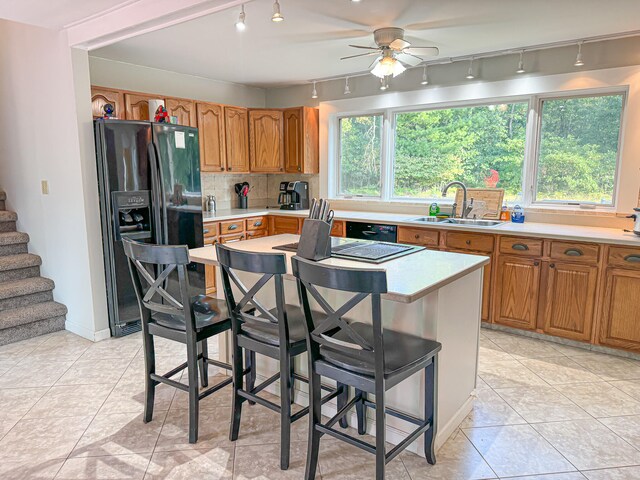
[533,93,625,206]
[338,114,383,197]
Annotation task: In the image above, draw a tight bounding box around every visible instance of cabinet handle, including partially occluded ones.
[564,248,583,256]
[280,167,284,171]
[297,166,301,171]
[550,263,555,268]
[203,229,210,234]
[228,224,238,231]
[254,221,263,227]
[228,167,232,171]
[465,240,471,245]
[534,261,540,266]
[512,243,529,251]
[220,167,224,171]
[624,255,640,263]
[415,234,420,239]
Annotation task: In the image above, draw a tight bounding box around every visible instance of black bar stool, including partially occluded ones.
[123,238,233,444]
[292,255,441,480]
[216,244,349,470]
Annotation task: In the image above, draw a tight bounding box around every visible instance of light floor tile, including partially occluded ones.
[609,379,640,401]
[555,382,640,418]
[0,386,49,418]
[599,415,640,450]
[145,447,234,479]
[463,424,575,478]
[155,407,233,452]
[234,442,311,479]
[461,388,526,428]
[99,375,176,415]
[0,415,21,439]
[494,385,591,423]
[582,466,640,479]
[402,430,496,480]
[533,419,640,470]
[24,383,114,418]
[503,473,587,480]
[518,356,602,385]
[0,458,65,480]
[79,335,142,361]
[0,360,74,388]
[478,360,548,389]
[170,374,232,411]
[489,335,566,359]
[54,453,150,480]
[26,335,92,361]
[56,357,132,386]
[571,353,640,381]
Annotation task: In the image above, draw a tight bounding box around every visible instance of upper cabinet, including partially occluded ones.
[284,107,319,174]
[91,86,124,119]
[249,110,284,173]
[196,102,226,172]
[124,93,154,121]
[165,98,197,127]
[224,107,250,173]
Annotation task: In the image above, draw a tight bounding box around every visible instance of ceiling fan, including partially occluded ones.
[341,27,439,78]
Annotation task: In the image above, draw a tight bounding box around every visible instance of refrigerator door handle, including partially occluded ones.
[152,142,169,245]
[147,143,164,244]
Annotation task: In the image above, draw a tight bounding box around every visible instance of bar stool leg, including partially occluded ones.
[198,340,209,388]
[355,388,367,435]
[338,382,349,428]
[290,361,296,406]
[244,349,256,405]
[186,340,200,443]
[375,380,386,480]
[143,332,156,424]
[230,342,244,441]
[305,369,322,480]
[280,354,292,470]
[424,357,437,465]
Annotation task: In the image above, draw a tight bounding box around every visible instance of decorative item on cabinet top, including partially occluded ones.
[90,86,318,174]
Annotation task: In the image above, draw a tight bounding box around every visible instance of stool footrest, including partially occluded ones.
[150,373,188,392]
[386,421,431,463]
[199,376,233,401]
[362,399,424,426]
[316,424,376,454]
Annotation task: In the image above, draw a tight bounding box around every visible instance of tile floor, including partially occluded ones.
[3,328,640,478]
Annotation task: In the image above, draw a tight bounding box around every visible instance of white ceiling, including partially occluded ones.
[0,0,136,29]
[90,0,640,87]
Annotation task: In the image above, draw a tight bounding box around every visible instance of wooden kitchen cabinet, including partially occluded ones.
[224,107,250,173]
[542,261,598,341]
[493,255,541,330]
[249,110,284,173]
[599,267,640,351]
[269,215,301,235]
[197,102,226,172]
[398,226,439,248]
[91,86,124,119]
[165,98,197,127]
[284,107,319,174]
[124,93,155,121]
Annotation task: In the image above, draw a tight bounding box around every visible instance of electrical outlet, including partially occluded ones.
[41,180,49,195]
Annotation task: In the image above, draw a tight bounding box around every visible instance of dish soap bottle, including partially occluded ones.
[429,202,440,216]
[499,203,510,221]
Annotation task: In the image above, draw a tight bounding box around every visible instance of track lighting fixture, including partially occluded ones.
[516,51,525,74]
[271,0,284,22]
[574,42,584,67]
[344,77,351,95]
[235,4,246,31]
[465,58,475,79]
[420,65,429,85]
[379,77,389,91]
[311,81,318,99]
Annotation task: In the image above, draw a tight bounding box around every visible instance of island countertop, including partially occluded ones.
[189,234,489,304]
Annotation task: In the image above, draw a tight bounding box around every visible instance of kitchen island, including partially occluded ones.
[190,234,489,453]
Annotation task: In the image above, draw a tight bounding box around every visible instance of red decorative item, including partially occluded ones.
[484,169,500,188]
[154,105,169,123]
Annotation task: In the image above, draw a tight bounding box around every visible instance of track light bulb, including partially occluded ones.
[420,65,429,85]
[344,77,351,95]
[379,77,388,91]
[235,4,246,31]
[574,42,584,67]
[271,0,284,22]
[516,51,525,74]
[311,81,318,99]
[465,58,475,80]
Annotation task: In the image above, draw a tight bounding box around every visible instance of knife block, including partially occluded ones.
[297,219,332,261]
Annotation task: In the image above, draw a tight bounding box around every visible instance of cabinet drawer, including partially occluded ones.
[446,232,494,253]
[246,229,268,239]
[220,220,245,234]
[499,236,543,257]
[203,222,219,238]
[270,216,300,235]
[397,226,439,247]
[550,241,600,264]
[608,246,640,269]
[203,236,218,247]
[246,216,267,231]
[219,233,245,244]
[331,221,345,237]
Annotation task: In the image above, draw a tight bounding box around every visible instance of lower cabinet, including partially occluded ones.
[269,215,301,235]
[599,267,640,351]
[494,255,541,330]
[542,261,598,341]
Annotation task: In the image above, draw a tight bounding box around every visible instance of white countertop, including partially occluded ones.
[203,208,640,246]
[189,234,489,304]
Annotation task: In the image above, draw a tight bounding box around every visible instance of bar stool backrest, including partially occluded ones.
[291,255,388,371]
[122,238,194,331]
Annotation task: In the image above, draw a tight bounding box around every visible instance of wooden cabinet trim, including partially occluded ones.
[165,97,197,127]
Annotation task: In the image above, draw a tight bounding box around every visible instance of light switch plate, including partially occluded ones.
[41,180,49,195]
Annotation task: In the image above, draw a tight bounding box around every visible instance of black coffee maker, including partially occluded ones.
[278,181,309,210]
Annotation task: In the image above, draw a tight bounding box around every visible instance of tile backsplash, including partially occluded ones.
[202,173,319,210]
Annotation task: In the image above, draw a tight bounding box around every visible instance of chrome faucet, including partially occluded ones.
[442,181,471,219]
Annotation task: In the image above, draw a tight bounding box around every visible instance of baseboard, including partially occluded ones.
[65,321,111,342]
[94,327,112,342]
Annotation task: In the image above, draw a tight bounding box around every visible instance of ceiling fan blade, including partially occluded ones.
[396,53,422,67]
[389,38,410,51]
[404,46,440,57]
[368,55,383,70]
[341,52,381,60]
[348,44,380,50]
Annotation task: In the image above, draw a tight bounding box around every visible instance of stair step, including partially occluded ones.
[0,316,65,346]
[0,254,41,272]
[0,301,67,330]
[0,211,17,222]
[0,277,55,300]
[0,232,29,246]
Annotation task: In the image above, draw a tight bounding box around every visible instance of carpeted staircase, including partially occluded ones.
[0,191,67,346]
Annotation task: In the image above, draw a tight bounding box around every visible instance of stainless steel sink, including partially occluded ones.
[410,217,449,223]
[444,218,504,227]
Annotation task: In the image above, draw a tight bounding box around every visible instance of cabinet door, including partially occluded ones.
[205,265,217,295]
[249,110,284,173]
[302,107,319,174]
[124,93,153,121]
[224,107,250,173]
[196,102,226,172]
[543,262,598,341]
[449,249,492,322]
[165,98,197,127]
[494,255,541,330]
[284,108,302,173]
[599,268,640,351]
[91,87,124,119]
[269,216,300,235]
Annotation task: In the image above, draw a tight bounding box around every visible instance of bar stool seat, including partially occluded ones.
[152,295,230,333]
[243,304,326,347]
[320,322,441,380]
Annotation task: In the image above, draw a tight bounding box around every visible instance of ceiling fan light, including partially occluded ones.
[235,5,246,31]
[271,0,284,22]
[392,60,406,77]
[371,56,396,78]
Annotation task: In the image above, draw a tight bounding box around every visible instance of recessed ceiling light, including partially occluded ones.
[574,42,584,67]
[235,4,246,31]
[271,0,284,22]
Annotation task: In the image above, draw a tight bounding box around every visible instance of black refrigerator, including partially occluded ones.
[94,119,204,337]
